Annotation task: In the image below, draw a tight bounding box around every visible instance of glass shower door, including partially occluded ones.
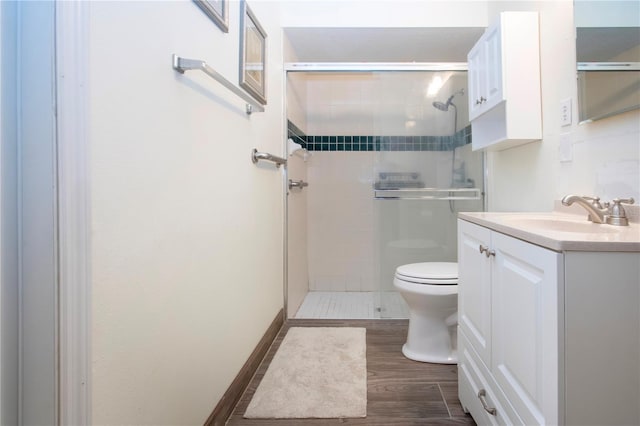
[369,70,484,319]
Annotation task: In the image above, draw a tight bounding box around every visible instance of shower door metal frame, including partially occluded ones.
[284,62,468,72]
[282,63,489,320]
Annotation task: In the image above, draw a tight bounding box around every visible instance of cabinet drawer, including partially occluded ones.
[459,330,523,425]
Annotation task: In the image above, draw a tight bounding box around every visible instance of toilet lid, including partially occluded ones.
[395,262,458,284]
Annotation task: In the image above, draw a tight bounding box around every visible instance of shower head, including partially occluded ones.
[432,89,465,112]
[432,101,451,111]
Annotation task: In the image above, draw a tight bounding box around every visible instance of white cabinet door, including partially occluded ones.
[491,232,562,426]
[467,42,485,121]
[467,18,503,121]
[458,220,492,367]
[482,23,503,111]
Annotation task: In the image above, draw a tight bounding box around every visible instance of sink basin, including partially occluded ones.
[459,211,639,252]
[503,217,621,234]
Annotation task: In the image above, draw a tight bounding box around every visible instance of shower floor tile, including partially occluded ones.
[295,291,409,319]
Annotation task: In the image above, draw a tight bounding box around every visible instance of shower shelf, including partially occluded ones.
[374,187,482,201]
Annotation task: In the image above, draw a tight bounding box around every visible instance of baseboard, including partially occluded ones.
[204,309,284,426]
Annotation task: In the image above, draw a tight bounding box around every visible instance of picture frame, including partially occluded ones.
[239,0,267,105]
[193,0,228,33]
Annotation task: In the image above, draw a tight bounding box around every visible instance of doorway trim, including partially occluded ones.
[55,1,91,424]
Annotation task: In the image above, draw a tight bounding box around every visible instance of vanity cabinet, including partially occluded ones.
[457,218,640,425]
[467,12,542,151]
[458,219,561,425]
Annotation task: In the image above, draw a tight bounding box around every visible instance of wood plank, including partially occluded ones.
[226,319,475,425]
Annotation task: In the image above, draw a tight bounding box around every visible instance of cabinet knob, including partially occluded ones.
[479,245,495,258]
[477,389,497,416]
[486,249,495,258]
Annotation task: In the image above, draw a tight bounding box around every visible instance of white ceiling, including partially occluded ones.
[284,27,485,62]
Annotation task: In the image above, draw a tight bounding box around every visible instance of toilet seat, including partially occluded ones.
[395,262,458,285]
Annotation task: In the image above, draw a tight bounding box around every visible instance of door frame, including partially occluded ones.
[55,1,91,424]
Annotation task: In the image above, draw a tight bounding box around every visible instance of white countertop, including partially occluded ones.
[459,211,640,252]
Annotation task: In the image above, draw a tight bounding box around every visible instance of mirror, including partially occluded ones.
[575,0,640,123]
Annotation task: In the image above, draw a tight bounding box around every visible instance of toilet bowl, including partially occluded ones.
[393,262,458,364]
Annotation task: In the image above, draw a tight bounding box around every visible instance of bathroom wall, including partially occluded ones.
[279,0,488,28]
[486,0,640,211]
[305,72,469,137]
[88,1,284,424]
[306,152,377,292]
[286,73,310,317]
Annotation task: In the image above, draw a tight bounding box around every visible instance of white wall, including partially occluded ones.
[88,1,284,424]
[287,153,309,316]
[280,0,488,28]
[304,72,469,137]
[486,0,640,211]
[574,0,640,27]
[306,152,376,292]
[0,2,18,424]
[286,69,309,317]
[286,67,307,132]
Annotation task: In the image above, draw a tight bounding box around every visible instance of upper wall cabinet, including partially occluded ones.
[468,12,542,151]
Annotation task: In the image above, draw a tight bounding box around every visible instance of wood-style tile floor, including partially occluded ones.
[227,319,476,425]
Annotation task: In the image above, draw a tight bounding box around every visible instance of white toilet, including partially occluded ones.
[393,262,458,364]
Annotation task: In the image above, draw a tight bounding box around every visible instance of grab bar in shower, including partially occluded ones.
[374,187,482,201]
[251,149,287,168]
[172,54,265,115]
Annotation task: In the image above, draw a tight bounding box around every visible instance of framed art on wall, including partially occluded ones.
[193,0,228,33]
[239,0,267,105]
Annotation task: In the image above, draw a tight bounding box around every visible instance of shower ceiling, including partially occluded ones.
[284,27,485,62]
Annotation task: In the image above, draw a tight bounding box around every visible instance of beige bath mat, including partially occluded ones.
[244,327,367,419]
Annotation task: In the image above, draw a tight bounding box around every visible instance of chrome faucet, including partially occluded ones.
[561,195,609,223]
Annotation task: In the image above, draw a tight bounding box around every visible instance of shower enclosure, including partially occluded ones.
[285,65,485,319]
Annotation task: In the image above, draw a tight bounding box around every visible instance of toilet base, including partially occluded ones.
[402,308,458,364]
[402,344,458,364]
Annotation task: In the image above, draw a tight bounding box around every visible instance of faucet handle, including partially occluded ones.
[612,197,635,205]
[583,196,604,209]
[606,198,635,226]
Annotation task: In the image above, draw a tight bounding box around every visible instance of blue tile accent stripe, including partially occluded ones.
[287,120,472,152]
